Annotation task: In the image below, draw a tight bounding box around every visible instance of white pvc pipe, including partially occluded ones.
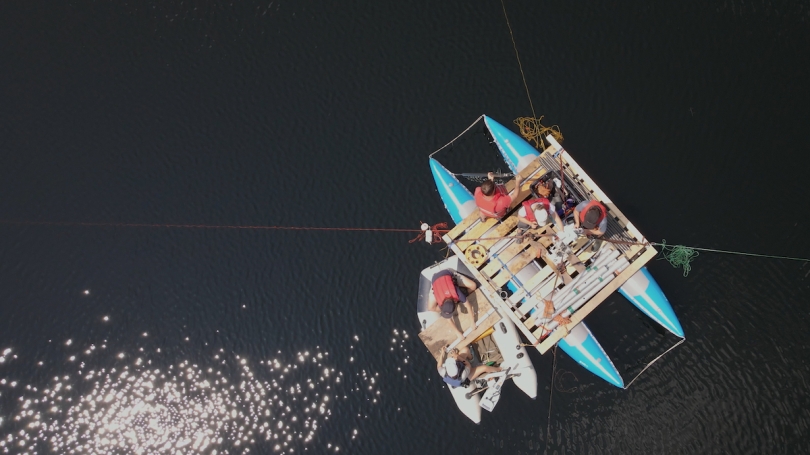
[535,250,619,317]
[560,258,629,312]
[540,275,618,334]
[541,265,614,322]
[545,260,629,332]
[555,253,622,309]
[539,258,629,333]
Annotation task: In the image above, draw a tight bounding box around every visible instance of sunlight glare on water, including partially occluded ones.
[0,342,380,454]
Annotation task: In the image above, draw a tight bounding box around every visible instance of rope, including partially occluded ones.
[499,0,565,153]
[593,236,810,276]
[499,0,536,121]
[513,117,564,150]
[553,369,578,393]
[5,219,808,267]
[657,240,698,277]
[428,115,485,159]
[0,219,431,233]
[664,244,810,263]
[623,337,686,389]
[408,222,448,244]
[455,230,558,244]
[543,344,558,454]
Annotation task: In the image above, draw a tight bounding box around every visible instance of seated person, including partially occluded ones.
[474,172,523,221]
[515,198,564,243]
[533,176,577,219]
[427,271,478,339]
[573,200,608,237]
[436,345,502,388]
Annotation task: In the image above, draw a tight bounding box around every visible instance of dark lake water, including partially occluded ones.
[2,0,810,453]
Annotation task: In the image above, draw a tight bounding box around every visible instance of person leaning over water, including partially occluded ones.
[427,271,478,339]
[474,172,523,221]
[436,344,502,387]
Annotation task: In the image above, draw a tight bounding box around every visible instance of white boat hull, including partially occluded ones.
[417,258,537,422]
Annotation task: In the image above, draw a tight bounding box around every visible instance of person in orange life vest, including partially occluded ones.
[573,200,608,237]
[474,172,523,221]
[515,198,564,244]
[427,271,478,338]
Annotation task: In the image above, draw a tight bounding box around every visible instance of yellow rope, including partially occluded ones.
[500,0,536,120]
[513,116,564,149]
[499,0,565,150]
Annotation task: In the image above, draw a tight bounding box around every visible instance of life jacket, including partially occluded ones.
[579,200,607,226]
[442,360,470,387]
[432,274,459,305]
[521,198,550,223]
[474,185,510,219]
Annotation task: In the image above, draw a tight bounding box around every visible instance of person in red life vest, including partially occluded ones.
[573,200,608,237]
[427,271,478,338]
[474,172,523,221]
[515,198,564,243]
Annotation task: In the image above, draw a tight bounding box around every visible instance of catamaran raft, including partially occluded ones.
[416,115,684,423]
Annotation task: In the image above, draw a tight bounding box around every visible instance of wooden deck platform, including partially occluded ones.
[418,289,502,363]
[442,147,658,354]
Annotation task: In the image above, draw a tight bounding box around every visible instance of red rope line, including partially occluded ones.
[0,219,445,233]
[408,222,449,244]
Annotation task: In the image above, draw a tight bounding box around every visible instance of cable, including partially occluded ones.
[500,0,537,120]
[0,219,427,233]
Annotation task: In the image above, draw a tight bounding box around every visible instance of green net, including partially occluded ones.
[657,239,699,277]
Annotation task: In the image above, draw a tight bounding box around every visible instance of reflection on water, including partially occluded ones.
[0,340,380,454]
[389,329,411,381]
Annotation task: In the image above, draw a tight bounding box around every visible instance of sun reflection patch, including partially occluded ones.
[0,346,375,455]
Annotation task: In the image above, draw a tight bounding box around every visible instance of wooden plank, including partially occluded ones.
[519,160,545,181]
[507,264,557,307]
[445,158,545,246]
[497,160,546,220]
[538,250,571,284]
[517,272,566,316]
[555,150,652,248]
[491,247,542,288]
[446,211,479,241]
[519,243,585,326]
[520,251,609,330]
[624,242,645,260]
[541,142,657,261]
[533,247,657,353]
[568,252,586,273]
[417,289,502,364]
[480,248,520,279]
[475,216,519,251]
[513,234,601,316]
[458,218,498,253]
[480,233,535,278]
[433,139,667,361]
[446,240,540,347]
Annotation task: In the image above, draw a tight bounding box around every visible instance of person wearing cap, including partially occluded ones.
[474,172,523,222]
[533,176,578,216]
[515,197,564,243]
[573,200,608,237]
[427,271,478,338]
[436,345,502,387]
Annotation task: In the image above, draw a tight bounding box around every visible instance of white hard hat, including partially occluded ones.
[533,206,549,224]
